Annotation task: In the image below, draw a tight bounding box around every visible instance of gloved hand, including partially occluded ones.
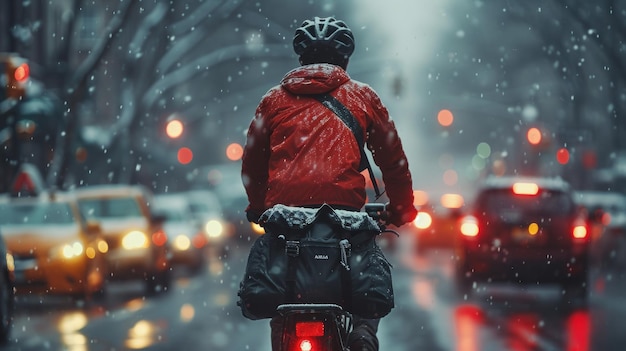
[387,204,418,227]
[246,209,263,223]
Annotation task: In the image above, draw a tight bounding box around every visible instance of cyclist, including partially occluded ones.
[241,16,417,351]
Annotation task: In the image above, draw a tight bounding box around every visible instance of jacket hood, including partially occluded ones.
[280,63,350,95]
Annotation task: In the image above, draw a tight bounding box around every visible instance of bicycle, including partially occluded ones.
[274,203,391,351]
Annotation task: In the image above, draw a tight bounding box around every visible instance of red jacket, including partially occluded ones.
[242,63,416,224]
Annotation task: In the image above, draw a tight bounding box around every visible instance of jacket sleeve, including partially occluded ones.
[241,96,272,213]
[364,88,417,225]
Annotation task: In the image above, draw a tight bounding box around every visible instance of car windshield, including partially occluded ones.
[481,189,573,216]
[0,202,74,225]
[78,197,143,219]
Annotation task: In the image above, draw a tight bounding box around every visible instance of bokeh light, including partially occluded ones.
[177,147,193,164]
[443,169,458,186]
[413,190,429,206]
[226,143,244,161]
[437,109,454,127]
[556,148,570,164]
[476,142,491,159]
[166,119,184,139]
[527,127,542,145]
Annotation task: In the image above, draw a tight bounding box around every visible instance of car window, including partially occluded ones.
[78,197,143,219]
[0,203,74,225]
[155,207,187,221]
[480,190,573,216]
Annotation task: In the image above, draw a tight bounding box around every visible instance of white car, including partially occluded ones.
[184,190,232,250]
[153,193,207,272]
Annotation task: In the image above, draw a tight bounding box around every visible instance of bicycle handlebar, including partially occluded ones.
[364,202,389,221]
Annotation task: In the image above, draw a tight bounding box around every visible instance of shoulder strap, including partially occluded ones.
[312,93,384,199]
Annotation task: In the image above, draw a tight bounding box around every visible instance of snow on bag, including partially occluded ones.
[237,204,394,320]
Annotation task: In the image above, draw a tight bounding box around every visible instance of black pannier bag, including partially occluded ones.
[237,204,394,320]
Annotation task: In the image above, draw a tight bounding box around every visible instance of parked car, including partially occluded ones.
[0,229,14,344]
[0,191,108,301]
[153,193,206,272]
[74,185,171,295]
[456,176,590,301]
[190,163,255,241]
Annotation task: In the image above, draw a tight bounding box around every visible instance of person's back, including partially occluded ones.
[241,16,417,351]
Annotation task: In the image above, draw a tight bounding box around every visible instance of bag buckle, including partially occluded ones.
[285,240,300,257]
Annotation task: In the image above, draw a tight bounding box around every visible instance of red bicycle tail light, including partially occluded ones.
[296,321,325,337]
[512,182,539,195]
[297,339,313,351]
[460,216,479,237]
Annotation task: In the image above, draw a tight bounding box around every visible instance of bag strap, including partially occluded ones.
[282,237,300,303]
[312,93,384,199]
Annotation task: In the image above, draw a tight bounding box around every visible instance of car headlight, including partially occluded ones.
[50,241,84,259]
[122,231,149,250]
[6,253,14,272]
[204,220,224,238]
[174,235,191,251]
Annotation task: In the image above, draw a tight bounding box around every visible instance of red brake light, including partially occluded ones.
[192,232,207,248]
[601,212,611,226]
[152,230,168,246]
[296,321,325,337]
[572,221,588,239]
[512,182,539,195]
[460,216,479,237]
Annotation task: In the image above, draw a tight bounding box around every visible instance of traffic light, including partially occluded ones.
[2,53,30,100]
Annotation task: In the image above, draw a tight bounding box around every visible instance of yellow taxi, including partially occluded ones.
[0,190,109,301]
[73,185,172,295]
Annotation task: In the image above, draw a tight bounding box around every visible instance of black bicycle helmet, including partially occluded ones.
[293,17,355,58]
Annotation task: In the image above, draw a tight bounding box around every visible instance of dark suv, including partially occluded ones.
[456,176,590,301]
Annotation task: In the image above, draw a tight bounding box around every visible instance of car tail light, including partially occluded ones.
[192,232,207,248]
[572,220,588,239]
[460,215,479,237]
[413,212,433,230]
[601,212,611,226]
[512,182,539,195]
[151,230,168,246]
